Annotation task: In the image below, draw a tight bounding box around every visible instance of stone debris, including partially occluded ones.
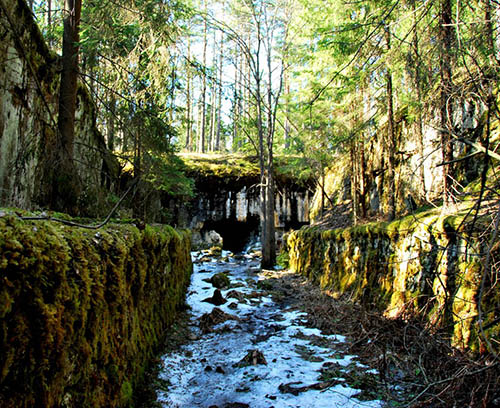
[234,349,267,367]
[210,273,231,289]
[202,289,227,306]
[199,307,238,333]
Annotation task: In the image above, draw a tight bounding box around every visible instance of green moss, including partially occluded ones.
[178,152,315,187]
[120,381,133,405]
[0,214,192,407]
[288,217,499,355]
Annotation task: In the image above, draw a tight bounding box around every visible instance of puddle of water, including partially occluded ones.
[157,251,383,408]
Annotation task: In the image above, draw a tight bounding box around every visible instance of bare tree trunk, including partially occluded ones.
[209,30,218,151]
[52,0,82,213]
[199,2,208,153]
[351,140,359,224]
[385,26,396,221]
[359,140,367,218]
[412,0,427,200]
[186,37,192,151]
[440,0,454,209]
[215,33,224,151]
[47,0,52,46]
[284,73,290,150]
[232,51,240,149]
[107,94,116,151]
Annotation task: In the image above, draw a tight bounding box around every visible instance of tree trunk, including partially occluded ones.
[186,36,193,151]
[107,94,116,151]
[351,140,359,224]
[359,140,367,218]
[52,0,82,213]
[284,75,290,150]
[215,34,224,151]
[232,51,240,149]
[385,26,396,221]
[440,0,454,209]
[199,3,208,153]
[412,0,427,200]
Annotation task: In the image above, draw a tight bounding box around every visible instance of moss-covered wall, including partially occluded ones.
[0,215,192,407]
[0,0,117,211]
[287,211,499,354]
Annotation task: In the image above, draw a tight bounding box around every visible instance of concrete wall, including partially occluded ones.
[0,0,116,211]
[287,211,499,354]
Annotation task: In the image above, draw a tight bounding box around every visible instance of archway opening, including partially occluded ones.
[203,216,260,253]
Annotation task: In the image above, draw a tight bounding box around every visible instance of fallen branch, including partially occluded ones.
[19,178,139,229]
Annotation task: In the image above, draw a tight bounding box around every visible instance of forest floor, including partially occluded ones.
[137,249,500,408]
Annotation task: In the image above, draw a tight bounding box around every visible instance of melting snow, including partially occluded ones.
[157,251,383,408]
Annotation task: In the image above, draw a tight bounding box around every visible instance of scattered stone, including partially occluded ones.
[199,307,239,333]
[251,334,271,344]
[234,349,267,367]
[208,245,223,257]
[278,380,341,395]
[223,403,249,408]
[228,302,238,310]
[204,365,213,372]
[210,273,231,289]
[229,282,245,289]
[227,290,246,302]
[202,289,227,306]
[245,291,262,299]
[215,366,225,374]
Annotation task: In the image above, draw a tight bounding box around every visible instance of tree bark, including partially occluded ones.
[412,0,426,200]
[186,37,192,151]
[440,0,454,209]
[199,2,208,153]
[385,26,396,221]
[215,33,224,151]
[53,0,82,213]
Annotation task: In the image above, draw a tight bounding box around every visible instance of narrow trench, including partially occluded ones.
[152,247,384,408]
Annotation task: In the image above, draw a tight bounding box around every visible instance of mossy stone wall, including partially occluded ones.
[287,212,499,354]
[0,216,192,407]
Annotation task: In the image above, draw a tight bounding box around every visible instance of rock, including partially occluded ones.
[226,290,246,302]
[210,273,231,289]
[191,229,223,251]
[208,245,223,257]
[206,230,223,247]
[199,307,239,333]
[202,289,227,306]
[228,302,238,310]
[234,349,267,367]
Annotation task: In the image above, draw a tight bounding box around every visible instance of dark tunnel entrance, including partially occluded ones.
[202,216,260,253]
